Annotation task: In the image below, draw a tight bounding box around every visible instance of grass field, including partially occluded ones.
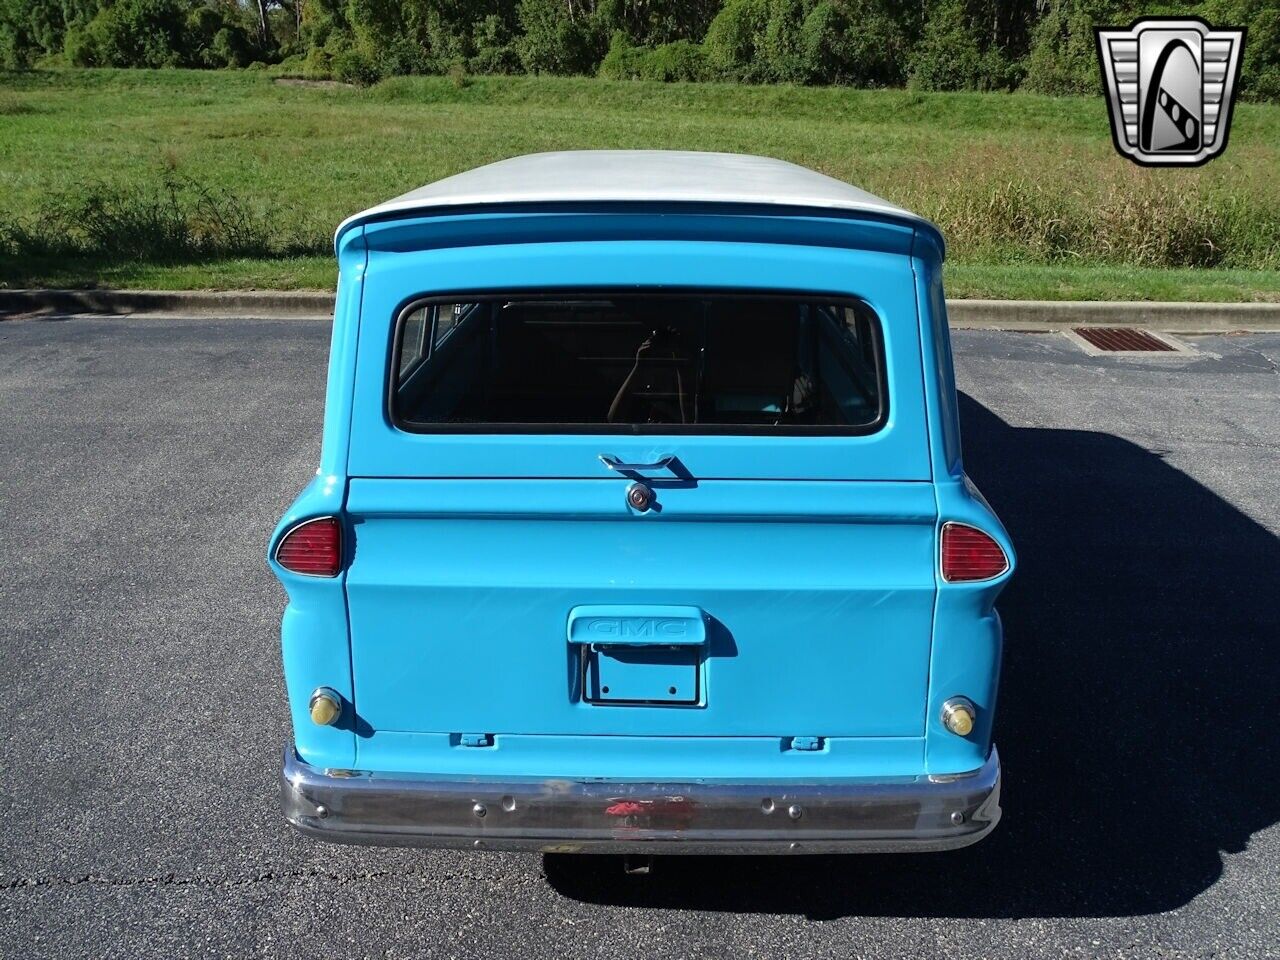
[2,68,1279,300]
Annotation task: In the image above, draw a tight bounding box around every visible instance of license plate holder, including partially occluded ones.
[584,644,700,705]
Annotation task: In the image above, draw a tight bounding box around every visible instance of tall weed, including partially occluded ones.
[3,162,1276,273]
[0,174,325,264]
[902,162,1280,269]
[0,92,36,114]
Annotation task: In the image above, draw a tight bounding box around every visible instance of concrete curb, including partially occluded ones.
[0,289,334,321]
[3,289,1279,331]
[945,299,1280,332]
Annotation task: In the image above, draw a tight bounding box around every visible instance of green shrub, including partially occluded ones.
[0,0,98,68]
[517,0,609,75]
[344,0,518,77]
[211,26,254,68]
[346,0,406,50]
[59,0,263,69]
[599,33,708,81]
[1021,0,1109,96]
[183,4,264,69]
[1204,0,1280,102]
[0,11,26,68]
[270,51,308,76]
[62,23,98,67]
[597,0,721,48]
[754,0,807,82]
[332,46,381,85]
[469,13,520,75]
[372,36,430,76]
[597,31,629,76]
[647,39,708,82]
[703,0,772,82]
[908,0,1021,91]
[299,0,346,52]
[798,0,908,86]
[79,0,190,68]
[705,0,907,85]
[301,43,336,78]
[705,0,828,84]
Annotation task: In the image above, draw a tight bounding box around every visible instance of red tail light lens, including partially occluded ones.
[941,522,1008,582]
[275,517,341,577]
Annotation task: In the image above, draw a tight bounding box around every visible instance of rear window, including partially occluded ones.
[390,293,887,435]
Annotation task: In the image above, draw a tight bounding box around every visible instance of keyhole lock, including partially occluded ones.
[626,482,654,512]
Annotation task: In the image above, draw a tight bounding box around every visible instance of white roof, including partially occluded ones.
[336,150,935,242]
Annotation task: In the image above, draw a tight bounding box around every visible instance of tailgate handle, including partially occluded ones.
[598,454,675,475]
[567,605,706,648]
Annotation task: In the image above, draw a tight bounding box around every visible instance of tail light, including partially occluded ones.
[941,522,1008,583]
[275,517,342,577]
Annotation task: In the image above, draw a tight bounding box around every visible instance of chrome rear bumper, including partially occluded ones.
[282,745,1000,854]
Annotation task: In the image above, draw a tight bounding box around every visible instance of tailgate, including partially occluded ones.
[344,478,936,739]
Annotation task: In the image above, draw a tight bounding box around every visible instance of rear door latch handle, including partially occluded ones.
[598,454,676,474]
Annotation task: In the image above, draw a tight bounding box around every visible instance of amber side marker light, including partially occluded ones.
[309,687,343,727]
[940,522,1008,583]
[941,697,977,737]
[275,517,341,577]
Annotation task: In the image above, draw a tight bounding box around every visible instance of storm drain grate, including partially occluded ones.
[1072,327,1176,352]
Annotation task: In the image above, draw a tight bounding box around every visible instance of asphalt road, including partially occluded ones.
[1,317,1277,959]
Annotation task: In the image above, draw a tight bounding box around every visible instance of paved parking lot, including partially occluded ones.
[0,316,1277,958]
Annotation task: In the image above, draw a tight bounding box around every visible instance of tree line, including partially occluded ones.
[2,1,1277,100]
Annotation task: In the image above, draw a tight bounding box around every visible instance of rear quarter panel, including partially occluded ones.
[267,232,366,769]
[914,235,1016,774]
